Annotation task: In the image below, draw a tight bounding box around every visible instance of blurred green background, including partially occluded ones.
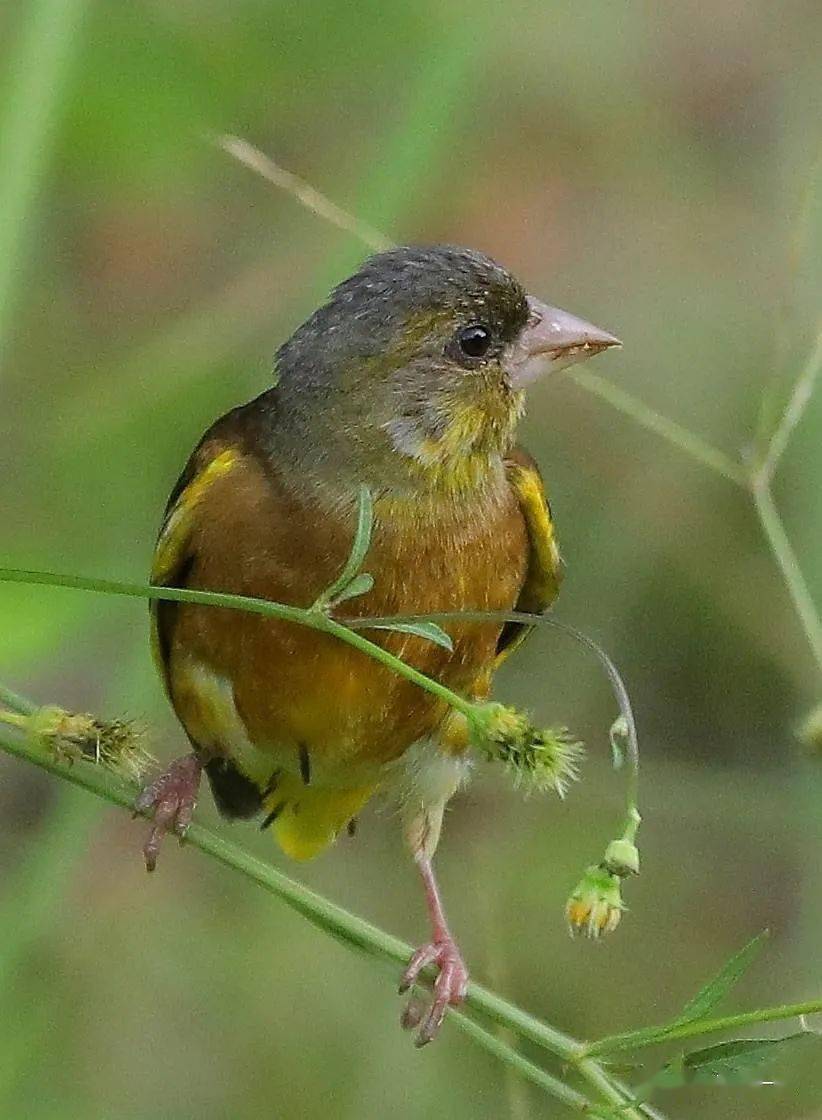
[2,1,822,1117]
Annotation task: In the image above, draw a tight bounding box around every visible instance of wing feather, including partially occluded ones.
[495,446,564,665]
[149,444,241,686]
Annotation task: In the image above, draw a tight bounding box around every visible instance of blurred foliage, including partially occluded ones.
[1,1,822,1117]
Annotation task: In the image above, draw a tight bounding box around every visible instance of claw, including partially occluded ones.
[399,936,468,1046]
[399,943,438,993]
[134,754,202,871]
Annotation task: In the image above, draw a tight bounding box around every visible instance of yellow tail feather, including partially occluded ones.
[264,773,376,860]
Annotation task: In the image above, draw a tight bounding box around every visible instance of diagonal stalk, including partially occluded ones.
[751,479,822,678]
[755,328,822,485]
[0,718,650,1119]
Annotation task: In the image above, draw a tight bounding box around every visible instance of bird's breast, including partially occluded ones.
[167,457,529,778]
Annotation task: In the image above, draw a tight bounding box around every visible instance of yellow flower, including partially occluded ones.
[565,864,624,939]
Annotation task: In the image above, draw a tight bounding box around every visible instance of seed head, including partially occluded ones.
[27,705,155,782]
[469,702,582,796]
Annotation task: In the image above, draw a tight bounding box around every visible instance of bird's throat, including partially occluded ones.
[386,389,524,495]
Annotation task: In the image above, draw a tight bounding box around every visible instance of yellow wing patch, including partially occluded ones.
[149,447,241,685]
[496,450,564,665]
[151,448,240,585]
[507,457,563,611]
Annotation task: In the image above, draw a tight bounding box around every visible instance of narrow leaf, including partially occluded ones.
[649,1033,809,1089]
[372,621,454,651]
[329,572,374,606]
[677,931,769,1024]
[319,485,374,603]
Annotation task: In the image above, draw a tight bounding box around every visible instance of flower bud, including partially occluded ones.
[603,837,640,877]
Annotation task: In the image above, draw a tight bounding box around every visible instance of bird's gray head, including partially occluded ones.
[274,245,619,492]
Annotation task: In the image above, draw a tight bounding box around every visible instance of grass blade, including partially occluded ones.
[0,0,86,357]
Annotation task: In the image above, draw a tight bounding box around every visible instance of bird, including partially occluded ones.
[137,244,619,1045]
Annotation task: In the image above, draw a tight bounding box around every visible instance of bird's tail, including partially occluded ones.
[262,772,376,860]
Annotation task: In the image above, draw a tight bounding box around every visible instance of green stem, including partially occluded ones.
[451,1015,600,1115]
[583,1000,822,1058]
[0,684,37,715]
[0,571,641,858]
[0,710,28,730]
[568,369,748,488]
[751,480,822,678]
[0,570,640,786]
[0,719,648,1118]
[756,327,822,485]
[0,567,477,722]
[320,613,476,719]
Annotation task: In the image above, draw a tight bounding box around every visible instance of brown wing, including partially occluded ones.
[495,446,564,665]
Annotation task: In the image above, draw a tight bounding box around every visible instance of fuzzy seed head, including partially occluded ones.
[469,702,583,796]
[27,705,155,782]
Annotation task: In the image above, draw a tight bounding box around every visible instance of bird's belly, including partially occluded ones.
[167,489,528,782]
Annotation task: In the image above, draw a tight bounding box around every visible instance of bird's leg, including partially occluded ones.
[399,848,469,1046]
[398,748,470,1046]
[134,753,203,871]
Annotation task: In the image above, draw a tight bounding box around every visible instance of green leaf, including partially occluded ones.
[316,485,374,606]
[328,571,374,606]
[372,620,454,651]
[650,1033,809,1089]
[590,932,772,1056]
[677,931,769,1024]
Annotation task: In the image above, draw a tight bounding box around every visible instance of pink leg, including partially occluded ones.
[134,754,202,872]
[399,855,469,1046]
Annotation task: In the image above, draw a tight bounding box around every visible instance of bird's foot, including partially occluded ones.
[134,753,202,872]
[398,935,469,1046]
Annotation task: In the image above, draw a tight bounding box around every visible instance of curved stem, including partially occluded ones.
[345,609,640,792]
[0,569,640,800]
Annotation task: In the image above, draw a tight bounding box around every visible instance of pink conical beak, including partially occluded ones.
[508,296,621,387]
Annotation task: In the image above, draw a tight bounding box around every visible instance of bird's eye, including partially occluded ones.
[456,324,492,359]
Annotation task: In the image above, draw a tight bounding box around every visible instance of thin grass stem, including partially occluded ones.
[583,1000,822,1058]
[751,480,822,678]
[568,369,748,487]
[0,683,37,715]
[216,136,393,253]
[756,327,822,485]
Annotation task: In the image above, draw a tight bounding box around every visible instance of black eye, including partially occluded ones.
[457,324,492,359]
